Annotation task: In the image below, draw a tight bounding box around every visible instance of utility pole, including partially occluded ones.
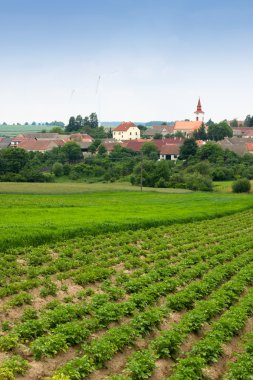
[140,151,143,192]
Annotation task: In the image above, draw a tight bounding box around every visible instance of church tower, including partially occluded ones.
[194,98,204,121]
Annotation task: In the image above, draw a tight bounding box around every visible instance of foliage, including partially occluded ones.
[207,121,233,141]
[179,138,198,159]
[232,178,251,193]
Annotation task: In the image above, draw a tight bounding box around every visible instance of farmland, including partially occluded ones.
[0,208,253,379]
[0,125,54,137]
[0,183,253,379]
[0,182,253,251]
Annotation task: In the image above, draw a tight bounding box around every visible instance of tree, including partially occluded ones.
[179,138,198,159]
[244,115,253,127]
[50,127,64,134]
[153,132,163,139]
[75,115,83,129]
[66,116,76,132]
[207,121,233,141]
[62,142,82,162]
[97,144,107,156]
[89,113,98,128]
[192,124,207,140]
[141,142,159,160]
[230,119,238,128]
[197,142,224,163]
[206,119,214,127]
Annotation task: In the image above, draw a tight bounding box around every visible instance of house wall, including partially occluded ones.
[113,127,140,141]
[160,154,178,161]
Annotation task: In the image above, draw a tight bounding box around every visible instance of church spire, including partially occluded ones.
[194,98,204,121]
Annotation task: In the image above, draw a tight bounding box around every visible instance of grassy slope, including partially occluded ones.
[0,182,253,251]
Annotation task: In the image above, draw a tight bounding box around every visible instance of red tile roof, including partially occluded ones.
[18,139,59,151]
[113,122,137,132]
[246,143,253,152]
[160,144,180,155]
[174,121,203,131]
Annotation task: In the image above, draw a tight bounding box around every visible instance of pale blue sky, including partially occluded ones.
[0,0,252,123]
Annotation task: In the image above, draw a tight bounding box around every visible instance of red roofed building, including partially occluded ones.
[174,120,203,136]
[246,142,253,153]
[17,139,61,152]
[113,122,140,141]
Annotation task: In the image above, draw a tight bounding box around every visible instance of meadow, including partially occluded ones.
[0,209,253,379]
[0,182,253,251]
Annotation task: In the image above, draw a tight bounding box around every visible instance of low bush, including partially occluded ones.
[232,178,251,193]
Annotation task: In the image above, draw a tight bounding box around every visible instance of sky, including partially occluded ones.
[0,0,253,124]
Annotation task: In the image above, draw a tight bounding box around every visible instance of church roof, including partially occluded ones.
[174,121,203,131]
[194,98,204,114]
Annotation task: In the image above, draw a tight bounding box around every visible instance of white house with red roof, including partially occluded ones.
[113,122,140,141]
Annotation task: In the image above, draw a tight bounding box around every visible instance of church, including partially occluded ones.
[174,98,205,137]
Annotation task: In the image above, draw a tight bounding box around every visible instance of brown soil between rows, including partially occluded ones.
[16,347,78,380]
[203,314,253,380]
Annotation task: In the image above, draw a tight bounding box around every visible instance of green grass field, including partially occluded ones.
[0,182,253,251]
[0,124,55,137]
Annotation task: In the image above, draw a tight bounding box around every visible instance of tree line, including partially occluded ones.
[0,138,253,192]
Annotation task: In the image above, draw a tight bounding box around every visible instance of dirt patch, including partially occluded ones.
[203,315,253,380]
[17,347,77,380]
[87,347,135,380]
[151,358,174,380]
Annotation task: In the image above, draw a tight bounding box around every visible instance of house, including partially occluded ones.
[123,138,183,161]
[232,128,253,138]
[218,137,249,155]
[246,143,253,153]
[144,124,174,138]
[17,139,61,153]
[113,122,140,141]
[70,133,93,142]
[102,139,124,152]
[0,137,11,149]
[159,144,181,160]
[123,139,148,152]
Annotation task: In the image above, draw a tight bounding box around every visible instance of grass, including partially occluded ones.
[0,124,56,137]
[214,179,253,193]
[0,182,253,251]
[0,181,191,195]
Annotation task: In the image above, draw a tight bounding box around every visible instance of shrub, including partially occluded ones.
[52,162,64,177]
[232,178,251,193]
[183,173,213,192]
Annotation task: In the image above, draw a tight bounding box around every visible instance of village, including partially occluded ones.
[0,99,253,161]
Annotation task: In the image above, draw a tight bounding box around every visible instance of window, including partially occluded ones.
[130,132,132,135]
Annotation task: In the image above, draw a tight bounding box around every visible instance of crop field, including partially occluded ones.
[0,208,253,379]
[0,182,253,252]
[0,125,54,137]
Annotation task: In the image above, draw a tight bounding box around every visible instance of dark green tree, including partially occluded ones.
[153,132,163,139]
[192,124,208,140]
[208,121,233,141]
[230,119,238,128]
[89,113,98,128]
[244,115,253,127]
[62,142,82,162]
[66,116,76,132]
[179,138,198,159]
